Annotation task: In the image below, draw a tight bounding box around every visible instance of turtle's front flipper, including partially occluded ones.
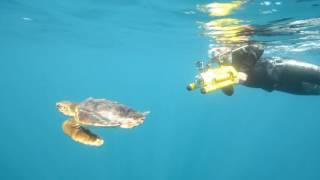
[62,119,104,146]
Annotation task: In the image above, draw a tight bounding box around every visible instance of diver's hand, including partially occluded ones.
[238,72,248,83]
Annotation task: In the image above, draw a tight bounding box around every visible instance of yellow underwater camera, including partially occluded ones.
[187,45,262,94]
[187,49,240,94]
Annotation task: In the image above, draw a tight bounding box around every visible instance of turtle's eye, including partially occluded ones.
[57,104,66,112]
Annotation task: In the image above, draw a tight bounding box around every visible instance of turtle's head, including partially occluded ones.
[56,101,77,116]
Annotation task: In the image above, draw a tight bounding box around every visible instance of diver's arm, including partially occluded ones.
[240,58,320,95]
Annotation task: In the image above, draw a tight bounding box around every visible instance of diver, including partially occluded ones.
[219,44,320,95]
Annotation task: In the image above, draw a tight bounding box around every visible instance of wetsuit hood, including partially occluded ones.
[231,44,264,72]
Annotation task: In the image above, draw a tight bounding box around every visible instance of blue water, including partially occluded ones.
[1,0,320,179]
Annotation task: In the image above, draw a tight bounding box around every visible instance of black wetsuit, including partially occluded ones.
[231,45,320,95]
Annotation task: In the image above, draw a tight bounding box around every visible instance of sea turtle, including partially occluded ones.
[56,97,149,146]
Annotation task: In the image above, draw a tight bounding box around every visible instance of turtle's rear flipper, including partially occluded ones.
[62,119,104,146]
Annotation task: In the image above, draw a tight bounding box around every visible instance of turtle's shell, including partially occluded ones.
[75,98,148,128]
